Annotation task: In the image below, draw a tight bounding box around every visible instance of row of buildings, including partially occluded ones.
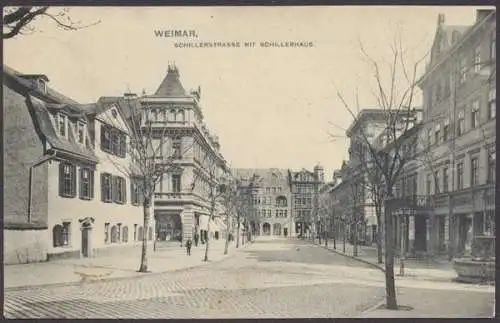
[4,64,230,264]
[323,9,496,259]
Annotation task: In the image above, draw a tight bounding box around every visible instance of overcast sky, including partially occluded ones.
[4,6,487,180]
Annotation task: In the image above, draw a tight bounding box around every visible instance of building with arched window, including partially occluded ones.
[233,168,293,237]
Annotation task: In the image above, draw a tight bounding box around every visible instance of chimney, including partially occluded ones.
[437,13,445,26]
[19,74,49,94]
[476,9,494,23]
[124,92,137,99]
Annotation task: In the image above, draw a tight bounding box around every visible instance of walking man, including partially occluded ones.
[186,238,192,256]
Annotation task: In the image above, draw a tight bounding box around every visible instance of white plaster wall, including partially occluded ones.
[4,229,49,264]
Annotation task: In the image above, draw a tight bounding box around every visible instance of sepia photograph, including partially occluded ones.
[2,5,496,319]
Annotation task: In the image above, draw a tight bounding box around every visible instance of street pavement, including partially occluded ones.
[3,237,495,319]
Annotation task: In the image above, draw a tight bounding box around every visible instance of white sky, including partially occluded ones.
[4,6,487,180]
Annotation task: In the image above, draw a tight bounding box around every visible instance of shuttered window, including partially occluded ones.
[79,168,94,200]
[101,173,113,202]
[59,162,76,198]
[113,176,127,204]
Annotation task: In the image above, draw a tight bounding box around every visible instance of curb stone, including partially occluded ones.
[304,239,385,272]
[5,241,252,292]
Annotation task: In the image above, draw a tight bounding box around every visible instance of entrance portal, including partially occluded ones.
[263,223,271,236]
[273,223,282,236]
[284,228,288,237]
[79,217,95,258]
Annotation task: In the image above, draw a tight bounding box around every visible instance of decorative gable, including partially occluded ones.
[96,104,130,135]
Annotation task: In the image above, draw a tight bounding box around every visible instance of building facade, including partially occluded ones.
[139,65,230,247]
[3,66,150,264]
[288,165,324,237]
[233,168,292,237]
[416,9,496,258]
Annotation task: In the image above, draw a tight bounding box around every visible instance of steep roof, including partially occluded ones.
[153,65,187,97]
[4,65,98,163]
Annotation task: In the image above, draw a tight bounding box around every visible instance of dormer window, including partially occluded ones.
[77,122,86,145]
[38,79,47,94]
[58,113,68,138]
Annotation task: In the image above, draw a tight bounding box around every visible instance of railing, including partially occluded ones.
[154,192,187,200]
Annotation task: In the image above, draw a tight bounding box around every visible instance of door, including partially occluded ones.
[81,228,91,258]
[284,228,288,237]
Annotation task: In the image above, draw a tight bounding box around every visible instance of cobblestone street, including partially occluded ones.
[4,237,494,318]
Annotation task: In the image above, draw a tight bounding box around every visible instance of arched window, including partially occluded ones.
[111,225,119,243]
[276,196,287,207]
[138,226,144,241]
[122,226,129,243]
[148,226,153,241]
[53,225,63,247]
[172,109,177,122]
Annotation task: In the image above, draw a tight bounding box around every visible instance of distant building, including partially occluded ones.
[287,164,324,237]
[233,168,292,237]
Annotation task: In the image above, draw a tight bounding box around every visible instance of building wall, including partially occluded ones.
[3,85,49,227]
[4,229,49,264]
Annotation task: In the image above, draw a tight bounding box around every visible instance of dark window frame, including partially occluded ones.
[79,167,94,200]
[101,173,113,203]
[59,162,77,198]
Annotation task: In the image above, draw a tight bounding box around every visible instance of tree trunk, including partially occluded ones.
[343,222,346,253]
[224,215,230,255]
[384,198,398,309]
[138,196,151,272]
[376,213,384,264]
[353,221,358,257]
[236,220,240,248]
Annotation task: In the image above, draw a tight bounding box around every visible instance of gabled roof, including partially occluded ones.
[153,65,187,97]
[4,65,98,163]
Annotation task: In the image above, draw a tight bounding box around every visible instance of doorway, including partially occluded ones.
[80,220,93,258]
[284,228,288,237]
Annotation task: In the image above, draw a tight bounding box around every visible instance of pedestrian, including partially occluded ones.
[186,239,192,256]
[194,232,199,247]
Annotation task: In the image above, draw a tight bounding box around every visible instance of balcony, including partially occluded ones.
[154,192,191,202]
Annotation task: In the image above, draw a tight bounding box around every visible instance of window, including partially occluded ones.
[435,81,442,102]
[122,226,129,243]
[101,173,113,202]
[172,139,182,158]
[491,31,496,60]
[457,110,465,136]
[172,174,181,193]
[79,168,94,200]
[470,157,479,187]
[443,167,449,193]
[474,47,481,73]
[59,163,76,198]
[134,224,138,241]
[138,226,144,241]
[131,178,143,206]
[488,88,496,119]
[459,57,467,84]
[427,128,432,146]
[426,174,432,195]
[434,123,441,145]
[488,152,496,183]
[471,100,479,129]
[457,162,464,190]
[77,122,86,144]
[434,170,440,194]
[113,176,127,204]
[104,223,110,243]
[53,222,70,247]
[58,113,67,137]
[111,225,119,243]
[148,227,153,241]
[443,118,450,141]
[100,125,126,157]
[284,210,288,218]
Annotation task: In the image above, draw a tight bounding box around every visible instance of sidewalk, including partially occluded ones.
[303,238,458,283]
[4,239,251,290]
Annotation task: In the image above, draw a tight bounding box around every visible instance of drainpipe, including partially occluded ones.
[28,151,57,223]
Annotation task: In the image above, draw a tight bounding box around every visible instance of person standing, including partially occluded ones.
[186,239,192,256]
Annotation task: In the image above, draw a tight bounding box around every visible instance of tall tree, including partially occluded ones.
[3,6,100,39]
[333,34,427,309]
[101,95,194,273]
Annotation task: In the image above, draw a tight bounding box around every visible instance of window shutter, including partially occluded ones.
[79,168,83,199]
[90,170,95,199]
[101,173,106,202]
[100,126,105,150]
[71,165,77,197]
[122,178,127,203]
[130,179,134,205]
[121,135,127,157]
[112,176,118,202]
[59,163,65,196]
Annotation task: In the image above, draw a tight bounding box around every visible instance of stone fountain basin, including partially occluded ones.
[453,258,495,283]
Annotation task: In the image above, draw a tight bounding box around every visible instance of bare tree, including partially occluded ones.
[3,7,100,39]
[99,96,194,273]
[333,33,427,309]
